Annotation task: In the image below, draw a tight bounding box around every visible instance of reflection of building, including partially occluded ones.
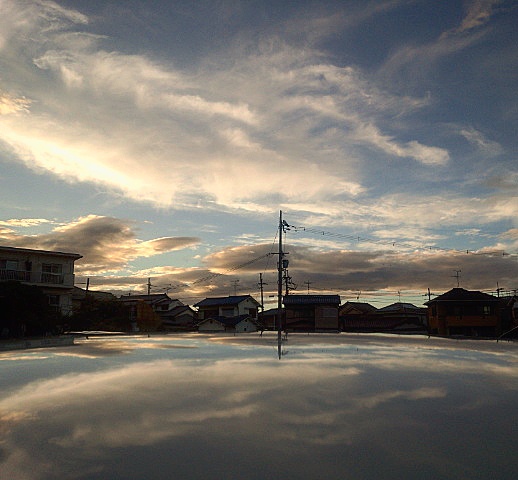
[197,314,258,333]
[0,246,82,315]
[426,288,500,337]
[284,295,340,331]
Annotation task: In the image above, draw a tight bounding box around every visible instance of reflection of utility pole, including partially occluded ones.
[452,270,461,288]
[305,280,312,293]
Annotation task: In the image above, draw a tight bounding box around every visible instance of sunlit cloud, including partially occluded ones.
[0,0,455,214]
[0,214,200,274]
[0,218,52,227]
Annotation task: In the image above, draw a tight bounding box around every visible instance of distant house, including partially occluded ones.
[260,307,284,331]
[118,293,188,332]
[283,294,340,332]
[0,245,82,316]
[194,295,260,321]
[72,286,116,311]
[160,304,197,331]
[425,288,501,337]
[339,301,377,331]
[376,302,427,332]
[497,295,518,338]
[197,314,258,333]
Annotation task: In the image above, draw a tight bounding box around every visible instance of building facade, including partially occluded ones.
[0,246,82,316]
[284,294,341,331]
[194,295,260,320]
[426,288,501,337]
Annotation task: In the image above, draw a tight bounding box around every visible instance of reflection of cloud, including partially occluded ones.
[359,387,446,408]
[1,335,517,479]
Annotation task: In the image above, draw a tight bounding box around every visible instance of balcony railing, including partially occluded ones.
[0,269,31,281]
[40,272,64,284]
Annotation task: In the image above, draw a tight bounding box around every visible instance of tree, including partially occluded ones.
[0,281,54,337]
[69,295,130,332]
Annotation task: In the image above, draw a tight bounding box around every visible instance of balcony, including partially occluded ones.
[0,269,31,281]
[40,272,65,284]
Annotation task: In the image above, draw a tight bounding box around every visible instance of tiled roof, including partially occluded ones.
[377,302,425,313]
[425,288,498,304]
[118,294,171,305]
[194,295,256,307]
[283,295,340,305]
[340,302,377,313]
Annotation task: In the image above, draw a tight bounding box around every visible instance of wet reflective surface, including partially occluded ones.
[1,333,517,479]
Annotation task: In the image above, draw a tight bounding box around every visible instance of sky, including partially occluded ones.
[0,0,517,308]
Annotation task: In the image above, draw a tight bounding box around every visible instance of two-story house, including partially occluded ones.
[194,295,261,333]
[284,294,341,332]
[0,245,82,316]
[425,287,501,337]
[194,295,260,320]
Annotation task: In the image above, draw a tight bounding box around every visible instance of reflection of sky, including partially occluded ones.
[1,335,517,480]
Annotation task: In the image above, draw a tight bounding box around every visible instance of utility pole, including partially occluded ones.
[283,267,292,296]
[277,211,284,359]
[305,280,312,293]
[147,277,152,295]
[453,270,461,288]
[231,279,240,296]
[258,273,267,316]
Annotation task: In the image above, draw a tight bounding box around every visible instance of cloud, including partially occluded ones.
[0,218,51,227]
[452,0,501,35]
[459,127,504,156]
[0,0,452,214]
[0,92,30,115]
[0,215,200,273]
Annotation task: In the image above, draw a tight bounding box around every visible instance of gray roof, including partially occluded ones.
[378,302,424,313]
[0,245,82,259]
[283,294,340,305]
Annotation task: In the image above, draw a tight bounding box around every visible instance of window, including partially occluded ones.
[42,263,62,274]
[483,305,491,316]
[41,263,63,284]
[48,295,60,307]
[0,259,29,280]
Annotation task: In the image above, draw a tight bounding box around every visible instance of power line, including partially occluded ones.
[287,224,516,258]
